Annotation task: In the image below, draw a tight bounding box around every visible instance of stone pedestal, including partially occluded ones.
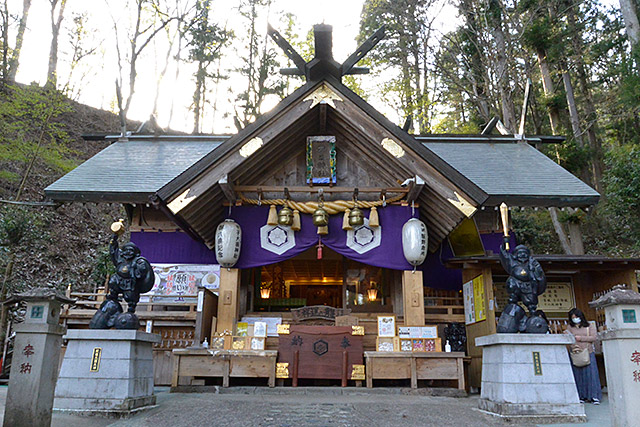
[54,329,160,416]
[476,333,586,423]
[590,285,640,427]
[3,288,73,427]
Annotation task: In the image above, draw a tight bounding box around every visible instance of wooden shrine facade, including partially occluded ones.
[45,24,616,389]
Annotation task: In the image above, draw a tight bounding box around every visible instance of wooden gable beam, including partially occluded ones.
[218,174,236,203]
[165,94,320,214]
[267,23,306,75]
[325,87,483,218]
[341,26,385,76]
[405,176,425,202]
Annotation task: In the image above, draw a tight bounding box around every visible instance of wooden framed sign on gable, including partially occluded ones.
[306,136,336,184]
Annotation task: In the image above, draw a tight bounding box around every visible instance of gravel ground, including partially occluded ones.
[108,389,523,427]
[0,385,609,427]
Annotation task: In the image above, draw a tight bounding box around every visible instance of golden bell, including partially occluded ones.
[278,206,294,226]
[312,207,329,227]
[349,207,364,227]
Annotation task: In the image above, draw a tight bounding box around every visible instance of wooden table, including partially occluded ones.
[172,349,277,388]
[364,351,467,390]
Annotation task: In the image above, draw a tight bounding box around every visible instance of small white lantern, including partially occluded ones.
[215,219,242,268]
[402,218,428,266]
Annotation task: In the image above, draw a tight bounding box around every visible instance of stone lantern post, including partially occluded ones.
[2,287,74,427]
[590,284,640,427]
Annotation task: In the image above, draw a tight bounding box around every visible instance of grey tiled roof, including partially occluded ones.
[45,139,222,202]
[45,136,599,207]
[423,141,599,205]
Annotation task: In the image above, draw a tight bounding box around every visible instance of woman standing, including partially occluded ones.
[565,308,602,404]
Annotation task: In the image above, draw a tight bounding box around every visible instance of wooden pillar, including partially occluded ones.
[216,268,240,333]
[463,267,496,389]
[402,270,425,326]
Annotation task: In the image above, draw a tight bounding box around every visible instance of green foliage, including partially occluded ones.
[0,206,40,248]
[603,145,640,234]
[512,208,562,254]
[0,171,19,182]
[521,15,555,52]
[234,0,287,126]
[358,0,436,133]
[343,75,366,99]
[0,83,76,181]
[89,246,115,290]
[542,93,566,112]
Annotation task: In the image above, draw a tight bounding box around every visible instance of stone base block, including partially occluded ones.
[475,334,586,423]
[54,329,160,416]
[54,396,156,418]
[478,398,587,423]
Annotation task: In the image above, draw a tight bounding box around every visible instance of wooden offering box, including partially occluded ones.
[278,325,363,386]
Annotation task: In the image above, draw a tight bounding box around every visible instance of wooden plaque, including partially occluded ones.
[277,325,363,380]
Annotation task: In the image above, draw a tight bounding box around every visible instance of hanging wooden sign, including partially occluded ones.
[306,136,336,184]
[291,305,349,322]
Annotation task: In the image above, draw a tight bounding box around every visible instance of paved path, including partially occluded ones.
[0,386,612,427]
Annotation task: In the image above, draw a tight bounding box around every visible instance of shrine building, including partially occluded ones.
[44,25,640,389]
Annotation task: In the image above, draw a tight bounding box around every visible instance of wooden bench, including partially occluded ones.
[364,351,467,390]
[171,349,277,388]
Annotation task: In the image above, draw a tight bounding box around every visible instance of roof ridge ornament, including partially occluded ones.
[267,23,385,83]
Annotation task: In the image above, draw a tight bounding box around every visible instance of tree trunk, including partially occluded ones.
[548,207,573,254]
[536,47,562,134]
[561,67,593,185]
[489,0,516,133]
[567,209,585,255]
[193,61,203,134]
[0,254,14,347]
[561,68,583,147]
[46,0,67,87]
[1,1,9,86]
[567,3,603,191]
[460,0,490,122]
[619,0,640,47]
[7,0,32,81]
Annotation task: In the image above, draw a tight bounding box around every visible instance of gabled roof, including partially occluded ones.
[44,137,225,203]
[156,76,486,205]
[424,141,599,207]
[44,78,600,251]
[152,77,490,251]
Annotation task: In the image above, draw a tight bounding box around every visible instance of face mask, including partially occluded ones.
[572,318,581,324]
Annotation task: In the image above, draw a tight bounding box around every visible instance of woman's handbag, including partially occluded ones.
[570,348,591,367]
[570,327,591,367]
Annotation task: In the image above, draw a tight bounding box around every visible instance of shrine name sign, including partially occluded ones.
[291,305,349,322]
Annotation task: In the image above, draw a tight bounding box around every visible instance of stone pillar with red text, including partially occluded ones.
[590,285,640,427]
[2,289,73,427]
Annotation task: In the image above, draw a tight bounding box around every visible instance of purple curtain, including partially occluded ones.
[132,205,414,270]
[131,207,517,291]
[228,205,414,270]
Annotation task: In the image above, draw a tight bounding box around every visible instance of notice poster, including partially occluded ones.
[141,264,220,303]
[463,275,486,325]
[242,316,283,337]
[463,279,475,325]
[473,275,486,323]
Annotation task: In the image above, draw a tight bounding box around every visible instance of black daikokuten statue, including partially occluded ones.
[89,233,154,330]
[496,237,549,334]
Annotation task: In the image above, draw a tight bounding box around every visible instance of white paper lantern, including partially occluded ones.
[215,219,242,268]
[402,218,428,266]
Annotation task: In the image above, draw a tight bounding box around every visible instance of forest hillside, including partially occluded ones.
[1,0,640,300]
[0,84,138,296]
